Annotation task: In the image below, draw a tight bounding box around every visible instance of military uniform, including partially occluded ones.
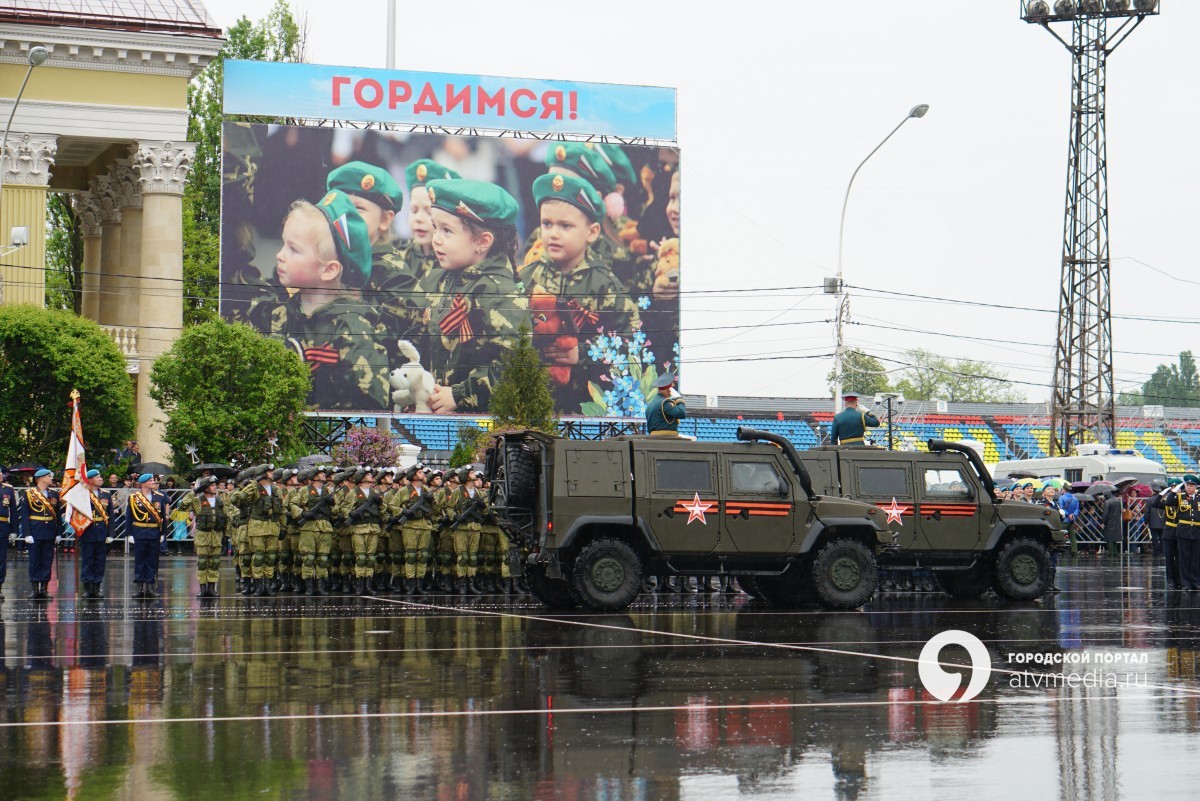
[0,481,15,598]
[331,479,355,592]
[79,482,115,598]
[432,482,459,590]
[290,481,336,595]
[228,479,284,596]
[1164,479,1181,588]
[335,479,383,594]
[448,481,486,593]
[20,479,60,599]
[176,482,228,597]
[831,403,881,446]
[127,485,168,598]
[278,480,303,592]
[1152,478,1196,589]
[645,379,686,436]
[417,180,530,412]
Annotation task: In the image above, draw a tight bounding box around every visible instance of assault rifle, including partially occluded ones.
[345,490,383,523]
[387,489,434,527]
[441,495,485,533]
[299,490,335,523]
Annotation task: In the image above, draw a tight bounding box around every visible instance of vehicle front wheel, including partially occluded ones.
[992,537,1051,601]
[569,538,644,611]
[811,538,877,610]
[525,562,577,610]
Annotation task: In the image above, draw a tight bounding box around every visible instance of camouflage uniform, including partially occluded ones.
[335,485,384,590]
[279,484,303,590]
[364,243,424,367]
[397,241,440,286]
[290,483,336,593]
[448,486,485,585]
[388,483,436,590]
[520,257,641,414]
[331,482,355,592]
[229,490,253,588]
[415,252,529,412]
[228,481,284,595]
[176,489,228,595]
[250,292,390,411]
[433,484,458,588]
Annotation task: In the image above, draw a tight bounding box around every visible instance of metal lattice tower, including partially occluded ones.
[1021,0,1159,456]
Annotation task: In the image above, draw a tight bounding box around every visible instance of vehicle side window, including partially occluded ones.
[924,468,970,498]
[856,467,909,497]
[730,461,784,494]
[654,459,712,492]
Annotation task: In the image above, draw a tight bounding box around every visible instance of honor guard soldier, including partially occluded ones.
[80,469,115,599]
[0,468,14,600]
[177,476,228,598]
[645,373,686,436]
[229,466,282,597]
[831,392,881,446]
[127,473,168,599]
[1152,476,1198,590]
[20,468,60,600]
[389,464,436,596]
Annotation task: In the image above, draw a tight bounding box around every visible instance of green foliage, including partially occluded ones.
[827,350,892,398]
[184,0,306,325]
[449,424,488,467]
[489,324,556,432]
[148,319,311,470]
[0,305,135,467]
[331,425,400,467]
[893,348,1023,403]
[44,193,83,313]
[1127,351,1200,408]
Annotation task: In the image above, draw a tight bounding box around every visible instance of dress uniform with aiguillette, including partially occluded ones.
[20,469,60,600]
[831,392,881,446]
[79,469,115,599]
[645,373,686,436]
[127,474,168,598]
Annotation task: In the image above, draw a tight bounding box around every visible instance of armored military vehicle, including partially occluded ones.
[797,439,1066,601]
[486,428,892,612]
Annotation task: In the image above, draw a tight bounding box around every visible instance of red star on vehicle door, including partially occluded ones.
[881,497,909,526]
[680,493,714,525]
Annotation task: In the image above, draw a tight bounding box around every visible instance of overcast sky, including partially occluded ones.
[201,0,1190,405]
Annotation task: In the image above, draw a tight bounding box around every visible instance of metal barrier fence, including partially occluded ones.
[1071,496,1150,545]
[10,488,200,551]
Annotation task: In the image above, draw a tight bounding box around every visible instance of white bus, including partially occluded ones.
[992,444,1168,486]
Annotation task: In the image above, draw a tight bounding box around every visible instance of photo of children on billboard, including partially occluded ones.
[220,122,680,417]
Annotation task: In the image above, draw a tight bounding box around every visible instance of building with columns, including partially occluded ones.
[0,3,223,462]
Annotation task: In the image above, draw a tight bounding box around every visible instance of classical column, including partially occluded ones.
[131,140,195,463]
[110,158,142,329]
[0,133,57,306]
[73,193,102,321]
[92,175,122,327]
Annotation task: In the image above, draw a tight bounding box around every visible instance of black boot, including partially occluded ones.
[253,578,266,597]
[305,578,316,597]
[317,578,330,597]
[143,582,157,599]
[700,576,717,594]
[239,577,252,596]
[658,576,676,594]
[392,576,405,594]
[0,583,5,601]
[294,578,305,595]
[502,576,515,595]
[132,582,144,600]
[264,578,276,596]
[196,583,207,598]
[94,582,105,599]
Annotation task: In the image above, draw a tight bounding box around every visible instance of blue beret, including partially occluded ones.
[33,468,52,478]
[86,469,100,479]
[137,473,154,484]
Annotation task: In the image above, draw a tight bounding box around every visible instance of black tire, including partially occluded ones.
[504,443,538,511]
[569,538,644,611]
[525,562,577,609]
[756,563,817,608]
[737,576,768,600]
[991,537,1051,601]
[811,538,877,610]
[935,566,989,600]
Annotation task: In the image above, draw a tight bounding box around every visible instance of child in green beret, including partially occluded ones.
[400,159,461,286]
[415,179,529,414]
[519,172,640,413]
[326,161,422,362]
[251,189,391,411]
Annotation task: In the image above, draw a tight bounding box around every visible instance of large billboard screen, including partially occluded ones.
[219,122,681,417]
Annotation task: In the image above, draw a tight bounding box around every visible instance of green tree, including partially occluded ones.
[148,319,311,469]
[44,193,83,313]
[183,0,306,325]
[0,305,135,467]
[893,348,1023,403]
[827,349,891,398]
[449,424,488,467]
[489,325,556,432]
[1134,351,1200,408]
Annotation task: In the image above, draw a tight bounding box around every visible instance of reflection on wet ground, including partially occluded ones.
[1,554,1199,800]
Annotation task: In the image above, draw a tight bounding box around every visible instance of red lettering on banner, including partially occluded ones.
[478,86,505,116]
[389,80,412,109]
[414,83,443,115]
[511,88,537,119]
[569,91,578,120]
[332,76,351,106]
[445,84,471,115]
[354,78,383,109]
[540,91,563,120]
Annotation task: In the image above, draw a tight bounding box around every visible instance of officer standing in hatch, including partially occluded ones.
[831,392,880,446]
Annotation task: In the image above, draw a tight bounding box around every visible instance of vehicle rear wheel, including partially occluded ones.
[811,538,877,610]
[525,562,577,609]
[992,537,1051,601]
[935,565,989,600]
[569,538,644,611]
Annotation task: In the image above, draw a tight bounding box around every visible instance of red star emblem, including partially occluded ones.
[881,497,909,526]
[681,493,714,525]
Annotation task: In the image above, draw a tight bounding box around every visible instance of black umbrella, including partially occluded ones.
[131,461,172,477]
[1084,481,1117,497]
[8,462,45,474]
[193,463,237,478]
[1114,476,1139,491]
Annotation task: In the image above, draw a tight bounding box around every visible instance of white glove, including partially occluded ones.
[7,534,13,546]
[159,535,165,543]
[127,535,134,543]
[24,536,33,544]
[104,537,113,544]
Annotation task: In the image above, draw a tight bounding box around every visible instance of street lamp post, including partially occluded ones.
[831,104,929,409]
[0,46,49,219]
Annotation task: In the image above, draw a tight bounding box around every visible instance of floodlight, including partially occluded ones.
[1107,0,1130,10]
[1054,0,1077,16]
[1133,0,1157,10]
[27,46,48,67]
[1027,0,1051,17]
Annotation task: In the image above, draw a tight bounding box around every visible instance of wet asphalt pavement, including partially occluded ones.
[0,553,1198,801]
